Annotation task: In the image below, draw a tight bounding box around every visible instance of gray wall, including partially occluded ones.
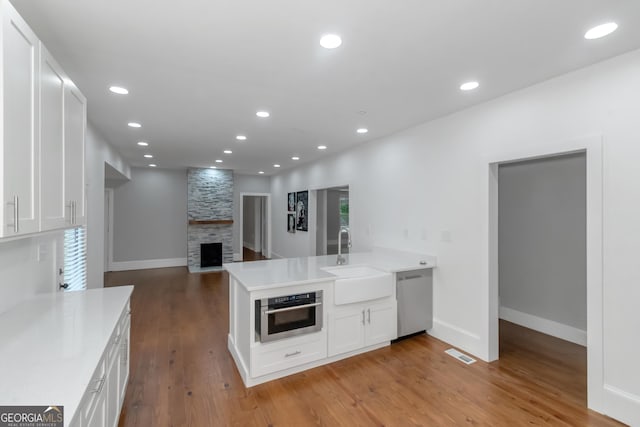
[113,167,187,262]
[233,173,270,255]
[498,152,586,330]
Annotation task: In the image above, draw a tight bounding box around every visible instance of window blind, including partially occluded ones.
[64,226,87,291]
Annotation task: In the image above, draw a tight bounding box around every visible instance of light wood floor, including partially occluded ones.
[105,268,623,426]
[242,247,267,261]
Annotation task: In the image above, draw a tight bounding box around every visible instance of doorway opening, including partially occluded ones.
[239,193,271,261]
[497,152,587,403]
[487,136,603,411]
[315,186,349,255]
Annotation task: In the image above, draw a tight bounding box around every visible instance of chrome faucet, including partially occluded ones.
[336,226,352,265]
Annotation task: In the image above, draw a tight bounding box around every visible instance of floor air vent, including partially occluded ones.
[445,348,476,365]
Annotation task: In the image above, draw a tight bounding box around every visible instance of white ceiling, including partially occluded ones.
[12,0,640,175]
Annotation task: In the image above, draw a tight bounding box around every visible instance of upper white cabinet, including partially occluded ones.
[63,82,87,226]
[39,45,67,230]
[0,0,40,237]
[1,0,87,238]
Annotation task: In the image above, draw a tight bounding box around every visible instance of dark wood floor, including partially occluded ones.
[242,247,267,261]
[105,267,622,426]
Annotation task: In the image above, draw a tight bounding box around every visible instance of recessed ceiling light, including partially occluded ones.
[215,159,223,163]
[274,164,281,168]
[224,150,232,154]
[109,86,128,95]
[291,156,300,160]
[460,81,480,91]
[209,166,217,169]
[236,135,247,141]
[256,111,270,118]
[149,164,157,167]
[144,154,153,158]
[128,122,142,128]
[356,128,368,134]
[259,171,265,174]
[584,22,618,40]
[137,141,149,146]
[320,34,342,49]
[317,145,327,150]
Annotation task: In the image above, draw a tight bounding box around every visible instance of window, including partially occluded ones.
[339,193,349,227]
[63,227,87,291]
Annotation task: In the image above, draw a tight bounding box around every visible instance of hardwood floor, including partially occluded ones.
[242,247,267,261]
[105,268,623,426]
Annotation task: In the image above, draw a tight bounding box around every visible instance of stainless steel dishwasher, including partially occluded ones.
[396,269,433,338]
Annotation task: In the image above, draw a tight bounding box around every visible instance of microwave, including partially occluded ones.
[255,291,323,343]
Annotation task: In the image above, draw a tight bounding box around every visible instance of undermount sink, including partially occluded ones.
[322,264,392,305]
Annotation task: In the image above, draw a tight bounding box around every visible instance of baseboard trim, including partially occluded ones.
[109,257,187,272]
[603,384,640,426]
[270,251,283,259]
[428,318,484,361]
[243,242,256,251]
[499,306,587,346]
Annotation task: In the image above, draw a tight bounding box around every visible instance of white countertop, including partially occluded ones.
[224,247,436,291]
[0,286,133,425]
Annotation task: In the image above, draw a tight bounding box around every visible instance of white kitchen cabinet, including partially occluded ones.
[39,44,67,230]
[1,0,40,237]
[328,299,397,357]
[63,82,86,226]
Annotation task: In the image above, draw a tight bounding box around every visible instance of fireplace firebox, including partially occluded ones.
[201,243,223,268]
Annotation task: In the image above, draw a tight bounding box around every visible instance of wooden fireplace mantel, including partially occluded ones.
[188,219,234,225]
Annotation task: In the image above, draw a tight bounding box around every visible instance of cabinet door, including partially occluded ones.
[64,84,86,226]
[85,385,107,427]
[39,45,67,230]
[328,307,365,357]
[1,2,40,237]
[118,319,130,409]
[106,351,120,427]
[365,302,397,346]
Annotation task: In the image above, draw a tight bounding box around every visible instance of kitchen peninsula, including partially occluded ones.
[224,248,436,387]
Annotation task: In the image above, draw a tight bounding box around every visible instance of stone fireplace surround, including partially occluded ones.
[187,168,233,272]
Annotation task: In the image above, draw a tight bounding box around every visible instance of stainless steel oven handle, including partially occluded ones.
[264,302,322,315]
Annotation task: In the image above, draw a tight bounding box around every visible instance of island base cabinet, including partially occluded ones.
[328,300,397,357]
[71,303,130,427]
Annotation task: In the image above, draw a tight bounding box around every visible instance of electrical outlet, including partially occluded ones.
[421,229,428,241]
[37,244,47,262]
[403,228,409,239]
[441,230,451,243]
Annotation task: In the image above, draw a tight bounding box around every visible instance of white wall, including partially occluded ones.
[498,153,586,342]
[0,233,61,314]
[243,196,258,249]
[111,167,187,267]
[270,50,640,424]
[86,123,130,287]
[232,173,270,256]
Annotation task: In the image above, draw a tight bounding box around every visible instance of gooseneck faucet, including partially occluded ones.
[336,226,352,265]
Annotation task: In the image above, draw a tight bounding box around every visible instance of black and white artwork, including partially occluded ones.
[287,192,296,212]
[296,190,308,231]
[287,213,296,233]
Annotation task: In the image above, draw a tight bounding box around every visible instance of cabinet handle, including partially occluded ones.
[367,308,371,324]
[66,201,73,224]
[7,196,18,232]
[91,376,106,394]
[285,350,301,358]
[362,310,365,325]
[73,201,77,224]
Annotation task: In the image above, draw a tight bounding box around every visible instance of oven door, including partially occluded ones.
[260,292,323,342]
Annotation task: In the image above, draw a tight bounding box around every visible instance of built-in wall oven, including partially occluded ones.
[255,291,323,343]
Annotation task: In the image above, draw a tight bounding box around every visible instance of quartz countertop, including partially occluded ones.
[0,286,134,426]
[224,247,436,291]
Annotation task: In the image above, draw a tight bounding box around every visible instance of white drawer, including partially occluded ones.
[251,332,327,377]
[80,354,106,421]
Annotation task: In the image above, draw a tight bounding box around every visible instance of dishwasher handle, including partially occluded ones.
[397,274,425,281]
